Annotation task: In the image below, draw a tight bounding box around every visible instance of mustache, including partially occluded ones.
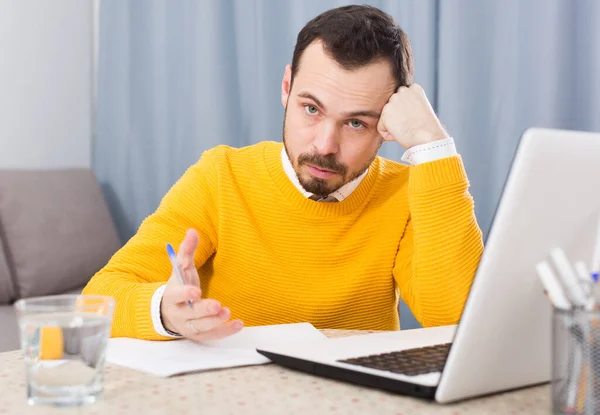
[297,153,347,176]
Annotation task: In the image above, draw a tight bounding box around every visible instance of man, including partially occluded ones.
[84,5,483,341]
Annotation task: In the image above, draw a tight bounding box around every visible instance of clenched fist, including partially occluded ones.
[377,84,449,149]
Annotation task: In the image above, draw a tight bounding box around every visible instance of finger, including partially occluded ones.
[179,228,199,257]
[396,84,409,93]
[409,83,424,94]
[163,284,201,306]
[380,130,393,142]
[377,114,392,142]
[178,229,201,285]
[187,308,231,333]
[181,298,223,319]
[190,320,244,343]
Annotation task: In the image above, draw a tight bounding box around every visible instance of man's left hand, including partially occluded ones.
[377,83,449,149]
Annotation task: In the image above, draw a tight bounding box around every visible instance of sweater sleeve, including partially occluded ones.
[83,150,220,340]
[393,155,484,327]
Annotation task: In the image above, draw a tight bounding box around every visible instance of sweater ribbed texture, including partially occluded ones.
[84,141,483,339]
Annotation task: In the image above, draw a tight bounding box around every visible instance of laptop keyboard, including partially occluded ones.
[338,342,452,377]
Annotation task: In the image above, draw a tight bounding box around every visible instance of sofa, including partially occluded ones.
[0,169,121,352]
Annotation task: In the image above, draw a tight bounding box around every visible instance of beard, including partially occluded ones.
[282,109,381,197]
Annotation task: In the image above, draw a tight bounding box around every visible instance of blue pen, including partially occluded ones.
[166,243,194,308]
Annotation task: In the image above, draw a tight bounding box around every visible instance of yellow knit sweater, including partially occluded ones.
[83,141,483,340]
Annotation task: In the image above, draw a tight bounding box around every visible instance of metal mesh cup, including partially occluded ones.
[552,307,600,414]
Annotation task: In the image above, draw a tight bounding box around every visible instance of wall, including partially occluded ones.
[0,0,93,169]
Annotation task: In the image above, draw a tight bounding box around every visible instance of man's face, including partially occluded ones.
[281,41,397,197]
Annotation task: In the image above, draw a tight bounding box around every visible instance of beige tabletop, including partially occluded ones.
[0,329,551,414]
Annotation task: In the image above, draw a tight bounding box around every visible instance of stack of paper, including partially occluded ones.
[106,322,326,377]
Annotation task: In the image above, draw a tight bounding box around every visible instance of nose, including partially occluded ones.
[312,122,339,155]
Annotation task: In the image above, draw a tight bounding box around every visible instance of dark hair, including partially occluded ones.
[291,5,413,89]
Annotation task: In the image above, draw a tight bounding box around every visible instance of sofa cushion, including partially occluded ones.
[0,169,121,298]
[0,234,15,304]
[0,303,19,352]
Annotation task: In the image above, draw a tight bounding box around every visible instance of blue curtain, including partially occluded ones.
[436,0,600,236]
[95,0,438,240]
[95,0,600,329]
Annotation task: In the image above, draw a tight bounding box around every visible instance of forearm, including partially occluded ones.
[83,154,219,339]
[83,271,165,339]
[397,155,483,327]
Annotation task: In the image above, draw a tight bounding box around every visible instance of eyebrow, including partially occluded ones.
[297,92,381,119]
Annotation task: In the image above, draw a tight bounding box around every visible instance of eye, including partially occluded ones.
[348,120,365,129]
[304,105,319,115]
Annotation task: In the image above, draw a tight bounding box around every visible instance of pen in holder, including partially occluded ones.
[552,306,600,414]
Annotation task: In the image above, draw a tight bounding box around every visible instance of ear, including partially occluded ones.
[281,64,292,109]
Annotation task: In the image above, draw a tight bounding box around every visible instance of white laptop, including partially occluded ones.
[257,128,600,403]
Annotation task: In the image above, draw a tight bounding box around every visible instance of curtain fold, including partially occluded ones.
[94,0,600,329]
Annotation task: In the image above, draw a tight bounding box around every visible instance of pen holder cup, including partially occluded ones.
[553,307,600,414]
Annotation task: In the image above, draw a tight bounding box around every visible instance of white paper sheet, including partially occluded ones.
[106,322,326,377]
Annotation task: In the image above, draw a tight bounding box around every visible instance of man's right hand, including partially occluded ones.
[160,229,243,341]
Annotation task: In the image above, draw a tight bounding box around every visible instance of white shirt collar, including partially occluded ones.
[280,147,367,202]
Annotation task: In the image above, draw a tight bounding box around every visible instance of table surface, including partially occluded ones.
[0,329,551,414]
